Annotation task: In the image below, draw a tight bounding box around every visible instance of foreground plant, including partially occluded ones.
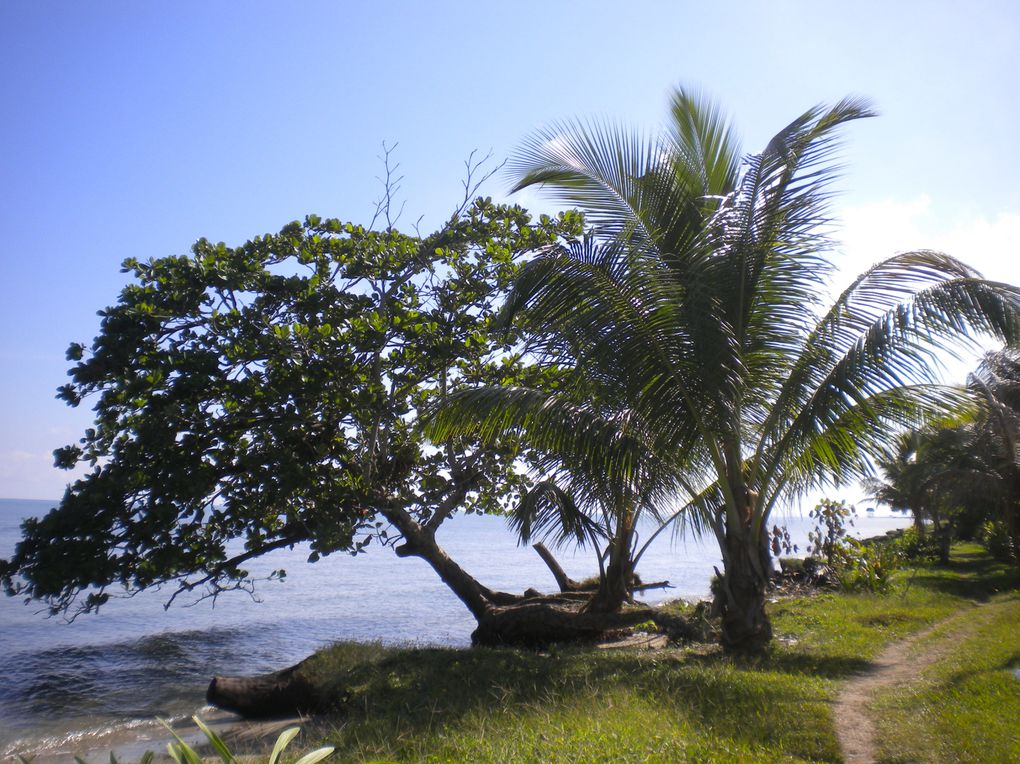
[432,87,1020,652]
[162,716,333,764]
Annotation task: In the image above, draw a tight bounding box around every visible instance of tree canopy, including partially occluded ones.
[0,196,581,616]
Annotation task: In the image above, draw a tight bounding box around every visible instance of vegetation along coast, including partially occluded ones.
[3,83,1019,762]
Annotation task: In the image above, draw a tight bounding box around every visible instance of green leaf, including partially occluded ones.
[193,716,235,763]
[268,726,301,764]
[292,747,336,764]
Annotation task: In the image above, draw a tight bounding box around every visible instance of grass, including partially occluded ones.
[231,544,1018,763]
[871,590,1020,762]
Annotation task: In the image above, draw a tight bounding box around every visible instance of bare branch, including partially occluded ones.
[370,141,407,232]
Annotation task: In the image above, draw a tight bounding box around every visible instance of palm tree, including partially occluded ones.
[432,88,1020,651]
[441,242,683,613]
[864,431,930,537]
[969,347,1020,560]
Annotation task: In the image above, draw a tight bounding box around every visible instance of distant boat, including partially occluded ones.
[865,507,875,513]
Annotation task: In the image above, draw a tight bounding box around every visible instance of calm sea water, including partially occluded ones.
[0,497,910,760]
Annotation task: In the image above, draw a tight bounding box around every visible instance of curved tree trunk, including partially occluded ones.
[532,542,585,592]
[381,503,521,617]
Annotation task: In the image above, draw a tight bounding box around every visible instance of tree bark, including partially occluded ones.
[207,657,320,717]
[532,542,585,592]
[381,503,519,619]
[581,509,635,614]
[717,523,773,653]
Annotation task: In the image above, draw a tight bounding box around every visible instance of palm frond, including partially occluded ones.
[509,118,662,246]
[509,479,608,549]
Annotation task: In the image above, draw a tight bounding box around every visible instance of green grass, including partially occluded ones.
[872,593,1020,763]
[240,546,1019,763]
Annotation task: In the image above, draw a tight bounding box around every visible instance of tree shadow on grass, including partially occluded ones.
[904,560,1020,601]
[293,643,838,761]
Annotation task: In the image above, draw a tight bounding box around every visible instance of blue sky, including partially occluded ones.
[2,1,1018,500]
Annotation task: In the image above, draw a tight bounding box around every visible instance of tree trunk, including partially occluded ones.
[717,523,773,653]
[532,542,585,592]
[582,510,635,614]
[582,546,631,614]
[472,599,651,646]
[381,504,519,618]
[207,657,320,717]
[912,504,927,538]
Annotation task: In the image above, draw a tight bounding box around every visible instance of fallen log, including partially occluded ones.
[207,657,320,717]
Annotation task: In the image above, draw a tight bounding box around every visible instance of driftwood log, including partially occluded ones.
[207,656,320,717]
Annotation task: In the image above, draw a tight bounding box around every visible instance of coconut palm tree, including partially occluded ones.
[441,237,684,614]
[864,431,930,537]
[431,88,1020,651]
[968,347,1020,560]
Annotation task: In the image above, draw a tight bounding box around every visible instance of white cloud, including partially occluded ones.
[835,195,1020,290]
[0,449,79,501]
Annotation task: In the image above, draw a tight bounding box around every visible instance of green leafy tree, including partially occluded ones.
[0,179,583,631]
[432,88,1020,651]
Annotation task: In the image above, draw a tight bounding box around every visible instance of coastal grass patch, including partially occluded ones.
[768,543,1020,666]
[872,593,1020,764]
[278,546,1017,763]
[300,646,836,763]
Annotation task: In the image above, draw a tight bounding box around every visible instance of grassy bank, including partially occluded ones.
[230,544,1018,763]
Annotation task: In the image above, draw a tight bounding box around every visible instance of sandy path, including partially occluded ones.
[833,602,996,764]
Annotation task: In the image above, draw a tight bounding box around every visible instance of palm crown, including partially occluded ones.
[430,88,1020,649]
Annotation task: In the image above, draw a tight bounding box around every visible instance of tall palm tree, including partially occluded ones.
[431,88,1020,651]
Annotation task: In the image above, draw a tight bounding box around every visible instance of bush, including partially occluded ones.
[977,520,1015,562]
[831,537,901,593]
[887,526,941,562]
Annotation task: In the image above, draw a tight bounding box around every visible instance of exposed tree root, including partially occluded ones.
[207,597,712,718]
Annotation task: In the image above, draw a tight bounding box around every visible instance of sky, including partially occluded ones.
[1,1,1018,501]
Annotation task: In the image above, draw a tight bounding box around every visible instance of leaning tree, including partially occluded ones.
[433,88,1020,652]
[0,164,611,638]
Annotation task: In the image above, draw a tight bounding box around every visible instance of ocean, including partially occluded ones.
[0,497,911,760]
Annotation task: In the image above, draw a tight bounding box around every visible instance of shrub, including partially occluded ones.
[977,519,1015,562]
[887,526,941,562]
[831,537,901,593]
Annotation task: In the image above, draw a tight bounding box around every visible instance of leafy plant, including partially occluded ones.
[831,537,901,593]
[887,526,941,562]
[807,499,856,566]
[977,519,1014,562]
[161,716,334,764]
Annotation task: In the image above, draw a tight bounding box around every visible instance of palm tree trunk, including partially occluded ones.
[718,521,773,653]
[582,511,635,614]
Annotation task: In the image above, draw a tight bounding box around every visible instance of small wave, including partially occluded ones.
[1,705,239,762]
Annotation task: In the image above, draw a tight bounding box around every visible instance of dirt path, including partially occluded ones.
[833,602,997,763]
